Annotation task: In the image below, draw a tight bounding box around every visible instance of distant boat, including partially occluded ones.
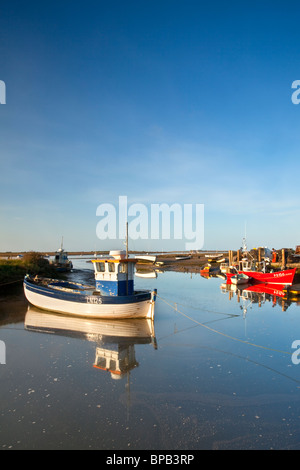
[50,239,73,272]
[200,264,219,278]
[200,264,212,275]
[226,259,296,285]
[24,250,157,320]
[135,255,156,263]
[135,270,157,278]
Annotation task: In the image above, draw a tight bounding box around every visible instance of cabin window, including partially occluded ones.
[96,262,105,272]
[108,262,115,273]
[119,263,127,273]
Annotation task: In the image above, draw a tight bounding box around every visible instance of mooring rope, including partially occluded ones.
[156,293,292,356]
[0,278,23,287]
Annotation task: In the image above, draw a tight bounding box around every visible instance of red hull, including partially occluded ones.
[227,268,296,285]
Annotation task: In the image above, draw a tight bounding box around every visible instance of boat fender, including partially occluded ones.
[152,289,157,301]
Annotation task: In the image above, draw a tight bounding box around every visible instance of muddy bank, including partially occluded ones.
[136,252,300,276]
[136,252,224,274]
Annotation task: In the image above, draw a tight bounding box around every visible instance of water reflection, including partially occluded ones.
[3,268,300,449]
[24,306,157,379]
[220,281,300,315]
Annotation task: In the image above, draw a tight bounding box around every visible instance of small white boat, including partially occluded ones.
[134,255,157,263]
[135,270,157,279]
[24,251,157,320]
[230,273,250,285]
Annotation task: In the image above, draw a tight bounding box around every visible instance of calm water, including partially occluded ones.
[1,257,300,450]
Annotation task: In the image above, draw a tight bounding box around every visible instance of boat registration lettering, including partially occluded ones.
[87,296,102,304]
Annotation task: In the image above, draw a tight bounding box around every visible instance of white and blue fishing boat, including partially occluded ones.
[23,250,157,320]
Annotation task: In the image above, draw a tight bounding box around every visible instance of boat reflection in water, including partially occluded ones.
[220,281,300,315]
[24,306,157,380]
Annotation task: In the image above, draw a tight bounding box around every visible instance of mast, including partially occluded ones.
[126,222,129,294]
[126,222,128,258]
[242,221,247,253]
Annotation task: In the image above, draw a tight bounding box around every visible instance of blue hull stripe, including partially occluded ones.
[24,278,151,304]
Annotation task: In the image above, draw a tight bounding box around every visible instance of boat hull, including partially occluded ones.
[24,277,156,320]
[227,268,296,285]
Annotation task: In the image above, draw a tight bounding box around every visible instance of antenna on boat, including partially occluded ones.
[242,221,247,253]
[126,222,128,258]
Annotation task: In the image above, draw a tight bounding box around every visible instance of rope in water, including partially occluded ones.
[0,278,23,287]
[156,293,292,356]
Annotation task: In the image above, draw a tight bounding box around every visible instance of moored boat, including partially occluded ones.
[50,239,73,272]
[24,251,157,320]
[226,259,296,285]
[200,264,212,275]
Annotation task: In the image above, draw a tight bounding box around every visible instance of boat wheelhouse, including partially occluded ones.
[92,251,134,296]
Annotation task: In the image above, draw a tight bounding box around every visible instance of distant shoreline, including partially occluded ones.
[0,250,226,257]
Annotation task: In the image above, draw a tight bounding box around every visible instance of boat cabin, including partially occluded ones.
[54,248,69,264]
[238,259,266,273]
[50,247,73,271]
[92,250,135,296]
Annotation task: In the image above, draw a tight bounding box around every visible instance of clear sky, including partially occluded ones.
[1,0,300,252]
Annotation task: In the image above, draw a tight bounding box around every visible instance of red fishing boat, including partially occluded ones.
[226,259,296,285]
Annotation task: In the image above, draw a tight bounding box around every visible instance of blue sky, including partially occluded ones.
[1,0,300,252]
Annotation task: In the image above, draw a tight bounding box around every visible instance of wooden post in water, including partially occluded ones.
[282,248,286,270]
